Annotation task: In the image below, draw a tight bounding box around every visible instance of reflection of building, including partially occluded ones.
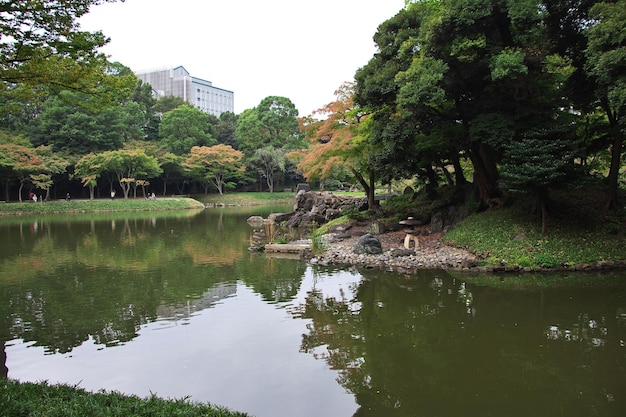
[136,66,234,116]
[156,282,237,321]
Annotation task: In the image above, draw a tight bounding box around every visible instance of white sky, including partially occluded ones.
[79,0,406,117]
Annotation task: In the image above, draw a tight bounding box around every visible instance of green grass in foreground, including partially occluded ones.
[0,198,204,215]
[442,205,626,269]
[0,379,250,417]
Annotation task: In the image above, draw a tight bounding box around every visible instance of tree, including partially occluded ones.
[158,152,185,196]
[153,96,186,114]
[32,146,70,201]
[29,93,140,154]
[249,146,286,193]
[235,96,304,156]
[500,123,578,233]
[585,0,626,209]
[184,145,244,195]
[158,104,216,155]
[214,111,238,148]
[355,0,582,210]
[299,83,379,208]
[0,142,41,201]
[74,152,106,199]
[1,1,129,109]
[100,149,162,199]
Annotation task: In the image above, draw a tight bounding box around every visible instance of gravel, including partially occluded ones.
[309,231,478,273]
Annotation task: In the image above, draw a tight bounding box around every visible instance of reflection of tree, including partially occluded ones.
[237,254,306,303]
[296,269,624,416]
[0,210,251,355]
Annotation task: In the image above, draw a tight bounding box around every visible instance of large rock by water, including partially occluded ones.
[353,234,383,255]
[282,191,367,229]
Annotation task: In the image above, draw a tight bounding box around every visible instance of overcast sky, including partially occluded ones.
[79,0,406,117]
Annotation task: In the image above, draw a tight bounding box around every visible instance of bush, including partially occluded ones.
[535,253,558,268]
[342,205,369,221]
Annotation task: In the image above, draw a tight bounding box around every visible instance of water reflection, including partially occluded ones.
[0,207,304,356]
[297,268,626,416]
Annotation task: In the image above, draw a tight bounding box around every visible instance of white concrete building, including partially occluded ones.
[135,66,234,116]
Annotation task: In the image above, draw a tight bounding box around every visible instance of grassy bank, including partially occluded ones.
[442,202,626,270]
[0,379,250,417]
[199,192,295,206]
[0,197,204,216]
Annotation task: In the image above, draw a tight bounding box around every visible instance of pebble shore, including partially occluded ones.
[308,233,478,273]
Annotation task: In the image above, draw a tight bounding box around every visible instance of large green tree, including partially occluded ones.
[356,0,583,213]
[235,96,303,157]
[28,92,143,154]
[585,0,626,209]
[158,104,216,155]
[249,146,286,193]
[99,149,162,199]
[0,1,128,109]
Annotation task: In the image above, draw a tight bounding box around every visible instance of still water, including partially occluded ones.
[1,207,625,417]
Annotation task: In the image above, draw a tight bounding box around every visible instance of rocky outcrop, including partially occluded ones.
[279,191,367,229]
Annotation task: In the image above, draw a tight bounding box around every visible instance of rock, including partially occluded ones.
[286,191,367,229]
[268,212,294,224]
[390,248,414,257]
[296,183,311,193]
[246,216,264,228]
[353,234,383,255]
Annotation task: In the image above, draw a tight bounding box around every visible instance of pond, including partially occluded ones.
[1,207,625,417]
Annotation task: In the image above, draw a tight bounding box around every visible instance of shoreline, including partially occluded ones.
[307,231,626,274]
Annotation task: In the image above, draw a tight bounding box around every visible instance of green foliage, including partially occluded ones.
[490,48,528,80]
[0,379,249,417]
[0,1,132,108]
[159,104,217,155]
[29,92,143,154]
[381,193,415,216]
[248,146,286,193]
[235,96,303,157]
[311,215,350,238]
[535,253,558,269]
[341,205,370,221]
[442,199,626,269]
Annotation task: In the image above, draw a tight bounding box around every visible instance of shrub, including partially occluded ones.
[535,253,558,268]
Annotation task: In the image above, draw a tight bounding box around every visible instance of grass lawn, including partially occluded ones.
[0,197,204,216]
[0,379,250,417]
[199,192,295,206]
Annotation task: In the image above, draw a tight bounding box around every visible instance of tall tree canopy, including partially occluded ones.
[235,96,304,156]
[0,0,128,107]
[158,104,216,155]
[184,144,244,195]
[355,0,593,219]
[585,0,626,208]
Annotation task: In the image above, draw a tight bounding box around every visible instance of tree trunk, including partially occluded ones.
[604,113,623,210]
[350,166,377,209]
[18,180,25,203]
[4,178,10,201]
[468,142,500,204]
[267,172,274,193]
[162,173,169,197]
[452,155,467,185]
